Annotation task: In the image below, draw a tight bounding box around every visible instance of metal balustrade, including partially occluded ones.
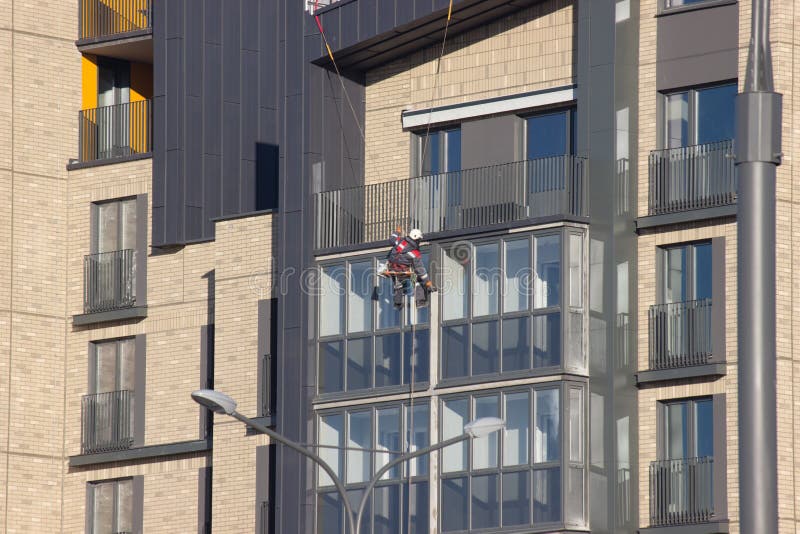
[650,457,714,527]
[648,139,736,215]
[84,249,137,314]
[314,156,587,250]
[80,0,152,40]
[649,299,712,370]
[261,353,274,418]
[81,390,134,454]
[79,100,152,163]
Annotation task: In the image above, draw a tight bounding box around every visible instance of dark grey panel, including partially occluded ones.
[185,96,204,207]
[198,466,212,534]
[638,523,729,534]
[376,0,396,33]
[711,237,726,363]
[241,50,260,161]
[460,114,522,169]
[656,3,737,90]
[136,194,148,305]
[185,3,203,97]
[635,204,737,230]
[222,101,241,214]
[204,0,222,44]
[165,149,185,244]
[242,0,260,51]
[166,0,184,39]
[339,1,360,49]
[134,334,147,446]
[222,1,241,104]
[133,476,144,534]
[203,154,222,237]
[395,0,414,27]
[202,43,222,155]
[73,306,148,326]
[712,394,727,518]
[358,0,377,41]
[255,445,270,532]
[166,38,184,151]
[199,324,214,439]
[635,363,727,385]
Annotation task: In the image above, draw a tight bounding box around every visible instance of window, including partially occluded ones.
[660,241,712,304]
[88,478,133,534]
[318,256,430,396]
[526,109,575,159]
[316,402,430,534]
[663,83,736,148]
[95,198,137,254]
[415,127,462,175]
[663,0,717,10]
[83,338,137,454]
[439,229,586,381]
[440,383,586,532]
[662,397,713,460]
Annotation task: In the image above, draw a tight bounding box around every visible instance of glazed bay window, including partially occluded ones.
[318,255,430,396]
[317,402,430,534]
[440,229,586,381]
[440,383,586,532]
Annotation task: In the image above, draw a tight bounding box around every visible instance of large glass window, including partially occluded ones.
[317,402,430,534]
[526,109,575,159]
[416,127,462,175]
[440,383,585,532]
[318,255,430,395]
[662,83,736,148]
[661,241,712,303]
[89,478,133,534]
[439,229,585,380]
[662,397,714,460]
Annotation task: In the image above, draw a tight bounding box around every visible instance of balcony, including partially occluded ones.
[84,249,137,314]
[648,299,712,370]
[650,457,715,527]
[648,140,736,216]
[79,0,152,41]
[314,156,587,250]
[81,390,134,454]
[78,100,152,164]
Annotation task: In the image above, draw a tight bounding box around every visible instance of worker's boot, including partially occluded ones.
[415,284,429,308]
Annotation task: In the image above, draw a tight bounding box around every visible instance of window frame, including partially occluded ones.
[411,126,462,177]
[86,476,143,534]
[522,106,577,160]
[658,396,714,460]
[438,381,587,533]
[314,400,432,534]
[659,81,737,149]
[437,228,587,384]
[657,240,712,304]
[658,0,737,16]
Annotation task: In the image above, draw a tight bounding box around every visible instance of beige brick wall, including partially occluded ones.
[363,0,576,186]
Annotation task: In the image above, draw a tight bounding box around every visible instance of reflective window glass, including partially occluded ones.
[472,320,499,376]
[377,275,401,330]
[442,325,469,379]
[377,408,401,480]
[347,412,371,484]
[473,395,499,470]
[504,239,530,313]
[442,246,469,320]
[471,474,499,529]
[320,266,345,337]
[694,398,714,458]
[504,392,530,466]
[373,485,400,534]
[502,316,530,372]
[406,404,430,476]
[569,388,584,463]
[319,414,344,486]
[403,329,430,384]
[533,467,561,523]
[441,477,469,532]
[502,471,530,526]
[346,338,372,391]
[665,92,690,148]
[665,402,688,460]
[319,341,344,394]
[533,313,561,368]
[535,235,561,308]
[375,334,401,387]
[474,243,499,317]
[348,261,373,333]
[569,234,583,308]
[527,111,569,158]
[697,84,736,144]
[442,399,468,472]
[535,389,560,463]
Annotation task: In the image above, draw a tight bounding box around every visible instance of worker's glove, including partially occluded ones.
[424,280,437,292]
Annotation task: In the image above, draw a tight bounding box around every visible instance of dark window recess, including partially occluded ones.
[256,143,280,211]
[415,127,461,175]
[258,299,278,417]
[88,478,134,534]
[526,108,576,159]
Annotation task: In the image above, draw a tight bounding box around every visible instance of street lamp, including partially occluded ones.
[191,389,505,534]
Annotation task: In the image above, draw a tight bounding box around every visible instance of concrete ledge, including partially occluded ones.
[636,363,726,386]
[73,306,148,326]
[639,521,729,534]
[636,204,736,231]
[76,29,153,49]
[69,438,211,467]
[67,152,152,171]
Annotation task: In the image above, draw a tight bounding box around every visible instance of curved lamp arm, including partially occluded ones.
[353,433,470,534]
[232,411,357,534]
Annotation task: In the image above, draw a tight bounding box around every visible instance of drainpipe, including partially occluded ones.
[736,0,781,532]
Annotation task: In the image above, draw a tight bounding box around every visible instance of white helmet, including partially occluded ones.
[409,228,423,241]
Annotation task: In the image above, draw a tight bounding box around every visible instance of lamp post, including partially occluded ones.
[191,389,505,534]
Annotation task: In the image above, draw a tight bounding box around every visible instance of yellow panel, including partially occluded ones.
[81,55,98,110]
[130,62,153,102]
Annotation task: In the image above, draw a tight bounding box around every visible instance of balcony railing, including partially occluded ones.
[314,156,587,250]
[648,139,736,215]
[650,457,714,527]
[84,249,137,314]
[649,299,712,370]
[81,390,134,454]
[80,0,152,40]
[79,100,152,163]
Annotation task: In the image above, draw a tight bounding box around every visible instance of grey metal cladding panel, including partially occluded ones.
[152,206,166,246]
[222,2,241,104]
[222,101,242,215]
[152,97,167,208]
[259,18,279,112]
[358,0,377,41]
[203,154,222,237]
[432,0,450,11]
[395,0,414,27]
[166,150,186,244]
[185,206,204,241]
[377,0,396,33]
[414,0,433,19]
[322,96,343,190]
[338,1,360,49]
[185,1,203,97]
[319,8,342,50]
[284,95,304,213]
[153,2,167,97]
[461,115,520,169]
[240,159,257,213]
[166,0,184,39]
[166,38,184,151]
[260,108,279,146]
[204,0,222,44]
[286,13,305,96]
[241,0,259,51]
[589,0,614,68]
[185,96,203,206]
[241,50,260,161]
[305,68,324,156]
[588,64,614,134]
[657,50,738,92]
[203,43,222,155]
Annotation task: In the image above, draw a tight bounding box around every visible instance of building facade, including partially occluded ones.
[0,0,800,533]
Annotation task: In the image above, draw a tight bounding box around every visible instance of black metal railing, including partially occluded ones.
[84,249,137,314]
[261,353,273,418]
[79,100,152,163]
[80,0,152,40]
[81,390,134,454]
[649,299,712,370]
[314,155,587,249]
[650,457,714,527]
[649,139,736,215]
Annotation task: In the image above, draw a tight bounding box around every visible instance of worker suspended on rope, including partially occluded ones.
[385,227,436,309]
